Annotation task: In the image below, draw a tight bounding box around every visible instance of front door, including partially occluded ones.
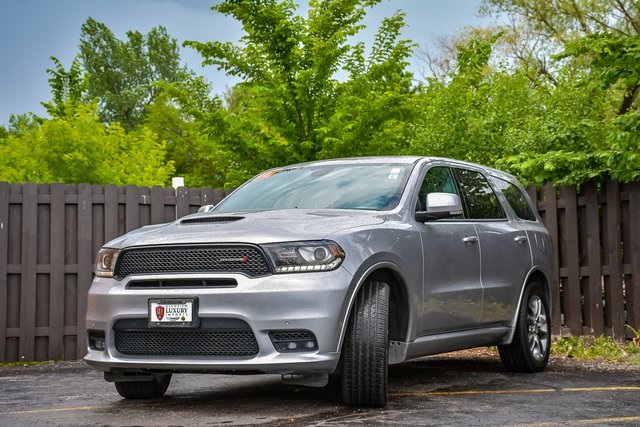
[416,165,483,334]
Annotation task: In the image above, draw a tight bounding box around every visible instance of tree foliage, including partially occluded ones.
[79,18,186,130]
[0,102,173,185]
[2,1,639,188]
[185,0,417,186]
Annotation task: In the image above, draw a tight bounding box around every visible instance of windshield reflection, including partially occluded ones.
[215,163,413,212]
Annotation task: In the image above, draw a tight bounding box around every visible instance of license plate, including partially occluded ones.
[148,298,197,327]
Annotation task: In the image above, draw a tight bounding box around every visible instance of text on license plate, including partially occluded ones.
[149,301,193,323]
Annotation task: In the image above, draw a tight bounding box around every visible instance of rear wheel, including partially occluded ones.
[499,282,550,372]
[114,374,172,399]
[341,280,389,407]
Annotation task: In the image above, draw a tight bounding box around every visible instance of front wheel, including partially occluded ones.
[499,282,550,372]
[341,280,390,407]
[114,374,172,399]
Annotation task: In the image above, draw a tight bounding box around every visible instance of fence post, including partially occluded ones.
[604,179,625,339]
[0,182,9,362]
[19,183,37,362]
[627,182,640,335]
[559,186,582,335]
[542,183,561,335]
[76,184,93,359]
[582,181,604,336]
[49,183,65,360]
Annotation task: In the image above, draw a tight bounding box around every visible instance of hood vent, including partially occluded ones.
[181,216,244,225]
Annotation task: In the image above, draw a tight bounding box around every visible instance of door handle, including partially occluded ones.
[514,235,528,244]
[462,236,478,244]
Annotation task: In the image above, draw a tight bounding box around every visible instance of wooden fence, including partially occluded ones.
[0,179,639,362]
[529,180,640,341]
[0,182,232,363]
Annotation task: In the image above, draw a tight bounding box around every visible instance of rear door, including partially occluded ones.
[453,168,532,326]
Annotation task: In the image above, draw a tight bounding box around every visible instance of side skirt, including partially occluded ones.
[388,326,512,364]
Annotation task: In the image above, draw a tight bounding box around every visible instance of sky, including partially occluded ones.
[0,0,497,126]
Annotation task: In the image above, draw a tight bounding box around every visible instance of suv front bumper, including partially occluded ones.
[84,268,353,375]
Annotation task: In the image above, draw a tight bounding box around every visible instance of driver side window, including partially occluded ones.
[416,166,458,211]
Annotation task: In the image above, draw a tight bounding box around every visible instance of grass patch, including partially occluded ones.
[0,360,58,367]
[551,333,640,365]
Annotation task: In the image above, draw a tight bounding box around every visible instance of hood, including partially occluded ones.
[105,209,386,248]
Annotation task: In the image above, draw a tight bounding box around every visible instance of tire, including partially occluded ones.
[499,282,550,372]
[114,374,172,399]
[341,280,390,407]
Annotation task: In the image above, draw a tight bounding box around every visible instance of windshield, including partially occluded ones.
[215,163,413,212]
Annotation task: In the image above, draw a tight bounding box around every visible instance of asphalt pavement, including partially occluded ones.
[1,351,639,426]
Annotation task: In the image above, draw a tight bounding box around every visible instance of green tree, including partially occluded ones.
[144,74,230,187]
[481,0,640,111]
[318,12,419,158]
[0,102,174,185]
[79,18,186,130]
[185,0,416,186]
[407,1,640,185]
[41,56,85,119]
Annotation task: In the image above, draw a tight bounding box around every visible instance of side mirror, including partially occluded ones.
[415,192,463,222]
[197,204,215,213]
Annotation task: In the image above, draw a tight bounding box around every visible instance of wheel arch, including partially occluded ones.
[366,268,410,344]
[502,266,553,345]
[337,259,414,351]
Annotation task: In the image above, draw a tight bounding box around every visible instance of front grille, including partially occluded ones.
[113,319,259,357]
[127,279,238,289]
[114,245,271,279]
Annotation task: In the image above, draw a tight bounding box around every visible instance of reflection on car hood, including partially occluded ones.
[106,209,386,248]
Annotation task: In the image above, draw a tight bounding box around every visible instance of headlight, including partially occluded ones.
[263,240,345,273]
[95,248,120,278]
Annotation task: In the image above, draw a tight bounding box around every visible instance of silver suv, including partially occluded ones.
[85,156,554,407]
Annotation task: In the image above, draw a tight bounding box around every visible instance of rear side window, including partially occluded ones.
[453,168,505,220]
[493,177,537,221]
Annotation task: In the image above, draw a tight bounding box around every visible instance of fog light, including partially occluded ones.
[88,330,106,351]
[269,330,318,353]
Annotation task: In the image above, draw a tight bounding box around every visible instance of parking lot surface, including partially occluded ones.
[1,350,639,426]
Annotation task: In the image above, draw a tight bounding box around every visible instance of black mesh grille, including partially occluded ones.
[270,331,316,342]
[127,279,238,289]
[114,245,271,279]
[114,329,259,357]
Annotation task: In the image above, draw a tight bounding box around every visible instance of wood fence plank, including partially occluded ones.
[19,183,38,361]
[583,181,604,336]
[605,180,625,339]
[626,182,640,334]
[63,185,77,360]
[559,186,582,335]
[542,183,561,334]
[176,187,189,219]
[76,184,93,359]
[0,182,9,361]
[187,188,201,215]
[48,183,65,360]
[138,187,151,226]
[150,186,165,225]
[200,188,216,207]
[104,185,118,243]
[125,185,139,232]
[211,189,227,206]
